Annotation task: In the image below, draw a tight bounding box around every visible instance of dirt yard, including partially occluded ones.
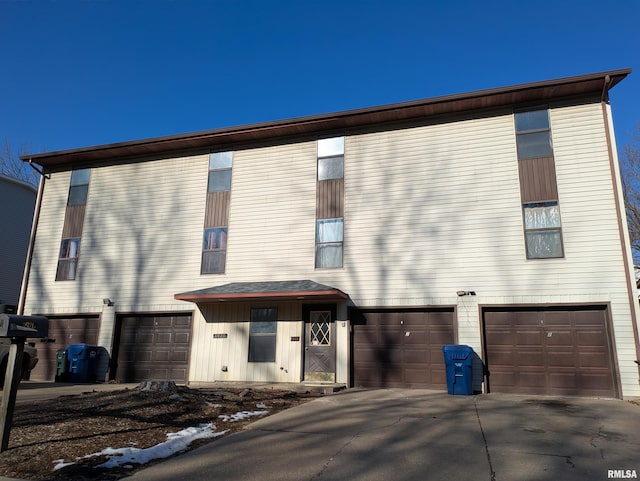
[0,383,322,480]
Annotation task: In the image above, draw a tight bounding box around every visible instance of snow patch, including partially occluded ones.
[53,424,228,471]
[218,410,268,422]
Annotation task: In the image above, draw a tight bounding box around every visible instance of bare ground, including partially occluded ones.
[0,383,322,481]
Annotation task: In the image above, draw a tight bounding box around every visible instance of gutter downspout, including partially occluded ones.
[17,163,46,315]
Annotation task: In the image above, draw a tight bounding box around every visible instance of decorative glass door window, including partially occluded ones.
[309,311,331,346]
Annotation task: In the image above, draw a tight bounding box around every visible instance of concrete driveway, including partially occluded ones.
[127,388,640,481]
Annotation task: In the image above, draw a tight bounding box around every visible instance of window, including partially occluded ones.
[315,218,343,268]
[248,308,277,362]
[201,227,227,274]
[515,110,553,159]
[523,202,563,259]
[68,168,91,205]
[208,151,233,192]
[317,137,344,180]
[56,238,81,280]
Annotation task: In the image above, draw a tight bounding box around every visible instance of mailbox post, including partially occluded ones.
[0,314,48,452]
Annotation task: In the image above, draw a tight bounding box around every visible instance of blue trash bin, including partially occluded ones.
[442,344,474,395]
[67,344,101,383]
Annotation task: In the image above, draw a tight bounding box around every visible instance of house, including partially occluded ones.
[19,68,640,398]
[0,174,37,313]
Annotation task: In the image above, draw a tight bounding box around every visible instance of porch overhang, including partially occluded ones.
[175,280,348,303]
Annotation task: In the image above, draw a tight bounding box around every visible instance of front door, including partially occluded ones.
[303,305,336,382]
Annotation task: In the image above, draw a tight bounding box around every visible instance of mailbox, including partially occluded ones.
[0,314,48,338]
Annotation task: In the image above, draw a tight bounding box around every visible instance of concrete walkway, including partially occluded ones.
[126,389,640,481]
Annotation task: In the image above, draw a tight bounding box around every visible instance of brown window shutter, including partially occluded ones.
[204,191,231,228]
[61,204,86,238]
[518,156,558,203]
[316,179,344,219]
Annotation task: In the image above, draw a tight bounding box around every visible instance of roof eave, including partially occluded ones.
[21,68,631,168]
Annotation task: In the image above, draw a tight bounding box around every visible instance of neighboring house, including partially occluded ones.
[0,174,36,312]
[19,68,640,398]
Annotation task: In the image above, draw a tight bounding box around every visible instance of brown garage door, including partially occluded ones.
[352,308,455,389]
[114,313,192,383]
[30,315,100,381]
[483,306,618,397]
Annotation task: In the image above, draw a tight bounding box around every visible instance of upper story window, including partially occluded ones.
[315,217,343,268]
[68,168,91,205]
[317,137,344,180]
[201,227,228,274]
[208,151,233,192]
[523,202,563,259]
[515,110,553,159]
[56,237,81,281]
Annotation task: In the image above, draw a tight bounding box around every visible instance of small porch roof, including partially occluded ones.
[175,280,348,303]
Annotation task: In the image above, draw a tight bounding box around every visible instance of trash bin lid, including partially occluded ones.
[442,344,473,360]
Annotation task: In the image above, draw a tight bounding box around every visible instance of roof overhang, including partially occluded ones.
[21,69,631,169]
[175,280,348,303]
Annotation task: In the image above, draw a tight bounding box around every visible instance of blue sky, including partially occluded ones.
[1,0,639,157]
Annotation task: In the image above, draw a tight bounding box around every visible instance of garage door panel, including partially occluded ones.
[574,310,606,325]
[172,349,189,362]
[430,330,454,344]
[519,371,547,387]
[134,350,153,362]
[549,372,577,389]
[543,312,572,326]
[519,350,545,366]
[405,368,437,386]
[175,333,190,344]
[154,317,173,327]
[430,368,447,385]
[489,370,516,388]
[353,347,378,363]
[546,351,575,367]
[352,309,454,389]
[578,373,614,392]
[545,331,573,346]
[386,348,404,364]
[484,306,617,397]
[400,314,427,326]
[429,311,454,325]
[403,332,427,345]
[578,351,611,368]
[155,350,170,362]
[517,331,544,345]
[428,347,444,363]
[484,332,513,346]
[403,348,428,363]
[156,333,172,344]
[577,331,608,347]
